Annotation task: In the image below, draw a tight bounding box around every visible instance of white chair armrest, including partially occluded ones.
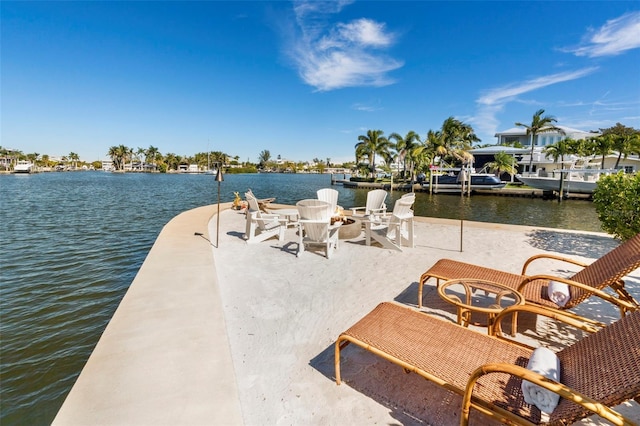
[260,213,281,220]
[299,219,329,225]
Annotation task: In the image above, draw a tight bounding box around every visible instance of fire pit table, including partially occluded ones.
[331,217,362,240]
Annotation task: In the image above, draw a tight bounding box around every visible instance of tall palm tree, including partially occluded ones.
[515,109,563,171]
[258,150,271,169]
[146,145,160,170]
[135,147,146,171]
[68,152,79,169]
[108,145,128,170]
[388,130,420,180]
[355,130,390,178]
[439,117,479,166]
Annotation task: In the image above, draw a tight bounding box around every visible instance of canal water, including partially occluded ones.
[0,172,603,424]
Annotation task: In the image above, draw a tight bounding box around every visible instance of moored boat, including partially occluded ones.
[516,160,614,195]
[13,161,34,174]
[517,172,602,194]
[423,170,505,193]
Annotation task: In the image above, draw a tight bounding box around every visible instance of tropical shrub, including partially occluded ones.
[225,166,257,174]
[592,172,640,241]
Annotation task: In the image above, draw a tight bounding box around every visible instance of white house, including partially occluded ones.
[492,125,601,174]
[101,160,114,171]
[494,125,599,148]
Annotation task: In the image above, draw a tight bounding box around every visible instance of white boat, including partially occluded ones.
[517,160,613,195]
[423,169,505,193]
[13,161,34,174]
[516,169,615,194]
[517,173,599,194]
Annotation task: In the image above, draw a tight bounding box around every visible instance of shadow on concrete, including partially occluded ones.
[525,230,618,258]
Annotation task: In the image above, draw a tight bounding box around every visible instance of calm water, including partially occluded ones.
[0,172,602,424]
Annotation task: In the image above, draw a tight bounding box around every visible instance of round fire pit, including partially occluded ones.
[332,217,362,240]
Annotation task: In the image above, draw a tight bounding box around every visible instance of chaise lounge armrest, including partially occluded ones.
[520,253,589,275]
[461,363,634,426]
[490,304,601,341]
[517,274,638,320]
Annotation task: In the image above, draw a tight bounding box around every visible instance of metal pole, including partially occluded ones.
[558,169,565,203]
[215,164,224,247]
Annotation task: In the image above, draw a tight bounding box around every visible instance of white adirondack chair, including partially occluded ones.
[296,199,341,259]
[316,188,340,216]
[365,193,415,251]
[349,189,387,220]
[243,192,286,244]
[246,188,276,212]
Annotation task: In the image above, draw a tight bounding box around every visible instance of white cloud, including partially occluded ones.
[335,19,393,47]
[287,1,403,91]
[477,68,598,107]
[351,101,382,112]
[565,11,640,57]
[472,68,598,140]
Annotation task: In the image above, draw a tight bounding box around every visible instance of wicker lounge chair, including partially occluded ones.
[418,233,640,326]
[335,302,640,425]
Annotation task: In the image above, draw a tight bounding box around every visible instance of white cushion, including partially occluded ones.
[547,280,570,307]
[521,347,561,414]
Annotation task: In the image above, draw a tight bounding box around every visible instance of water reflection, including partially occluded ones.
[347,189,602,233]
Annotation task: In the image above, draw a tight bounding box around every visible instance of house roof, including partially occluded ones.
[470,146,530,154]
[494,125,600,138]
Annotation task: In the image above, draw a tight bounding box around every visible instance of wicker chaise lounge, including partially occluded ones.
[418,233,640,326]
[335,302,640,425]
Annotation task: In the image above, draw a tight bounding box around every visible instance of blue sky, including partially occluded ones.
[2,1,639,163]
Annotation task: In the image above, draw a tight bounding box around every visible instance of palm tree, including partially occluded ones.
[163,152,179,171]
[388,130,420,180]
[485,151,518,178]
[355,130,390,178]
[439,117,479,166]
[515,109,563,172]
[146,145,160,170]
[211,151,228,168]
[585,135,614,169]
[600,123,640,169]
[258,150,271,169]
[135,147,146,171]
[68,152,79,169]
[543,137,575,166]
[108,145,127,171]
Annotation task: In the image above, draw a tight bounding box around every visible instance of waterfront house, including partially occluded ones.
[493,125,600,175]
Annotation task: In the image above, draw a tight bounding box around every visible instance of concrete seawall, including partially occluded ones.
[53,204,243,425]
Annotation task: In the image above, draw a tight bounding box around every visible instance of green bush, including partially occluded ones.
[592,172,640,241]
[225,166,258,174]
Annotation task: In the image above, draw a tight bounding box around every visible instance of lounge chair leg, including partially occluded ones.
[335,339,343,385]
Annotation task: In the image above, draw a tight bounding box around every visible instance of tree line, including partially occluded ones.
[352,111,640,181]
[105,145,239,172]
[3,110,638,174]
